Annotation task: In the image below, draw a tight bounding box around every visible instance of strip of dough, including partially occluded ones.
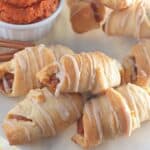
[99,0,135,10]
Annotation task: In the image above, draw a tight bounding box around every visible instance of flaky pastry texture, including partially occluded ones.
[37,51,122,95]
[3,88,83,145]
[0,44,74,97]
[123,40,150,88]
[104,0,150,39]
[68,0,105,33]
[72,83,150,148]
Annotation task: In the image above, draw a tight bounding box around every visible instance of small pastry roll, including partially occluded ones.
[99,0,135,10]
[3,88,83,145]
[72,83,150,148]
[103,0,150,39]
[123,40,150,88]
[68,0,105,33]
[37,51,122,95]
[0,45,74,97]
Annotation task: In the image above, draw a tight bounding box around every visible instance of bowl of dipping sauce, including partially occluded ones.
[0,0,64,41]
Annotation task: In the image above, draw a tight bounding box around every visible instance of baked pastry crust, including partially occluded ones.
[68,0,105,33]
[99,0,135,10]
[37,51,122,95]
[103,0,150,39]
[123,40,150,88]
[3,88,83,145]
[0,44,74,97]
[72,83,150,148]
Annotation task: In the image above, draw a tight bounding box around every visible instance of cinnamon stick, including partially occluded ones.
[0,54,13,62]
[0,39,35,62]
[0,39,34,49]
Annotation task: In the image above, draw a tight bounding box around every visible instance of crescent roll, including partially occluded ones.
[37,51,122,95]
[98,0,135,10]
[103,0,150,39]
[72,83,150,148]
[123,40,150,88]
[0,45,74,97]
[68,0,105,33]
[3,88,83,145]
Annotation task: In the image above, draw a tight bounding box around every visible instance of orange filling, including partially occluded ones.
[77,118,84,136]
[91,2,104,22]
[48,74,60,93]
[0,73,14,94]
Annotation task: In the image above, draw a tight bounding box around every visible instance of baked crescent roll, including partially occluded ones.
[68,0,105,33]
[99,0,135,10]
[0,45,74,97]
[123,40,150,88]
[103,0,150,39]
[3,88,83,145]
[37,51,122,95]
[72,83,150,148]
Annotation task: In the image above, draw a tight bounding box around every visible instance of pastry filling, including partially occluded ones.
[0,73,14,94]
[47,73,60,93]
[91,2,104,23]
[77,118,84,136]
[8,114,32,122]
[123,56,137,83]
[38,64,61,94]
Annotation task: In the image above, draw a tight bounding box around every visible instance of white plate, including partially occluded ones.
[0,1,150,150]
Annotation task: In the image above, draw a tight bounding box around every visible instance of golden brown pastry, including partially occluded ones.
[37,51,122,95]
[72,83,150,148]
[123,40,150,88]
[98,0,135,10]
[3,88,83,145]
[103,0,150,39]
[68,0,105,33]
[0,45,74,97]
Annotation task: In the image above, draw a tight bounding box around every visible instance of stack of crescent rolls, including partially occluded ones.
[1,38,150,149]
[68,0,150,39]
[0,0,149,148]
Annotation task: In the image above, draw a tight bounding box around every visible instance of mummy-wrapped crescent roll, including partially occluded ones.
[103,0,150,39]
[0,45,74,97]
[123,40,150,88]
[37,51,123,95]
[68,0,105,33]
[72,83,150,148]
[3,88,83,145]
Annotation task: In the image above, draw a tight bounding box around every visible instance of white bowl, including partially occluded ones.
[0,0,64,41]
